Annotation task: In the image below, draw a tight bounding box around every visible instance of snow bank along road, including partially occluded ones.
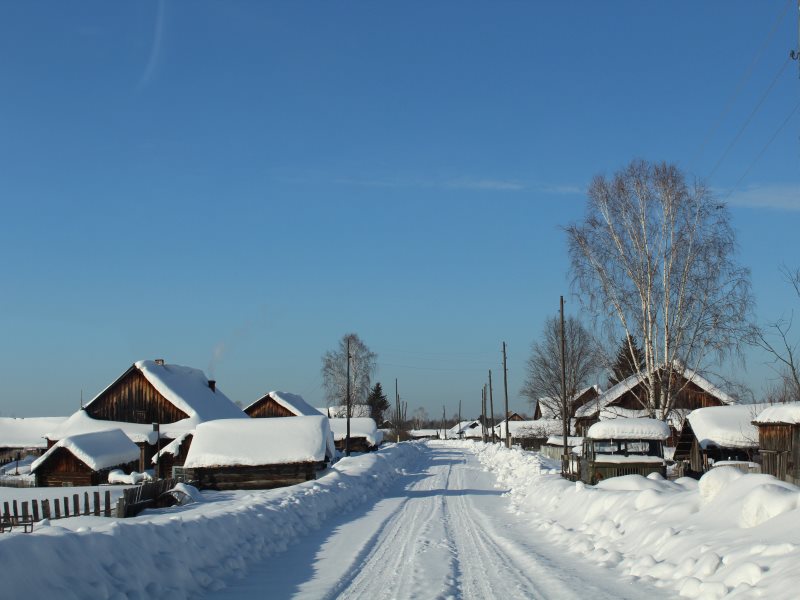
[4,441,798,599]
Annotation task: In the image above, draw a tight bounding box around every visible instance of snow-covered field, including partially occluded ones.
[1,440,798,599]
[0,483,132,508]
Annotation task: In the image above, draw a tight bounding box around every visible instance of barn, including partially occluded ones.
[753,402,800,485]
[177,416,335,490]
[673,404,766,477]
[31,429,140,487]
[245,391,322,418]
[46,359,247,473]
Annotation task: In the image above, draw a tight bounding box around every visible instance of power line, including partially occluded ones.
[708,55,793,180]
[692,0,794,164]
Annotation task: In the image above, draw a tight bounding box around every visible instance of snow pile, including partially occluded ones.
[753,401,800,425]
[0,416,67,448]
[31,429,140,472]
[407,429,442,439]
[247,391,322,417]
[108,469,153,485]
[474,441,800,599]
[0,442,424,599]
[446,420,482,439]
[328,417,382,446]
[688,404,767,449]
[185,416,334,468]
[587,418,670,440]
[319,404,372,418]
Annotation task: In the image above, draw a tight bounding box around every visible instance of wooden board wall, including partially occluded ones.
[244,397,295,418]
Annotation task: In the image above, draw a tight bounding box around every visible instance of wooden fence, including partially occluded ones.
[2,490,113,524]
[116,478,176,518]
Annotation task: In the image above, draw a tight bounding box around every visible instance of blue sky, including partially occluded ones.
[0,1,798,418]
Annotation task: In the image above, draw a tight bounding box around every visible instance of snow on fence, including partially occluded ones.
[116,478,176,518]
[2,490,113,524]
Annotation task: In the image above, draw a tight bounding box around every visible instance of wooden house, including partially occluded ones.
[152,433,194,478]
[574,365,733,440]
[177,416,335,490]
[533,385,602,420]
[673,404,766,477]
[753,403,800,485]
[446,420,483,440]
[31,429,140,487]
[45,359,247,472]
[495,420,565,450]
[329,417,383,452]
[245,391,322,418]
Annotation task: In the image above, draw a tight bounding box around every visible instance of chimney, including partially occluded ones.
[155,359,165,366]
[208,380,216,392]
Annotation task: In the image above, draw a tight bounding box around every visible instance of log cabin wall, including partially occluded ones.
[245,397,295,418]
[611,377,726,412]
[758,423,799,483]
[85,367,189,424]
[185,462,323,490]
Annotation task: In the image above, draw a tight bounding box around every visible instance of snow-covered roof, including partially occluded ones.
[31,429,140,472]
[152,432,193,463]
[687,404,769,449]
[328,418,382,446]
[46,410,161,444]
[593,454,665,464]
[587,418,671,440]
[0,417,68,448]
[575,363,734,419]
[494,420,566,438]
[752,402,800,426]
[246,391,322,417]
[319,404,372,418]
[545,435,584,447]
[600,406,689,431]
[184,416,334,468]
[408,429,441,438]
[87,360,245,423]
[447,420,483,438]
[537,385,602,419]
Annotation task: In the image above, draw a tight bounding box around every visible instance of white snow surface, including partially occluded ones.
[31,429,140,472]
[184,416,334,468]
[246,391,323,417]
[447,419,483,438]
[496,419,565,438]
[0,416,67,448]
[546,435,584,447]
[687,403,769,449]
[753,401,800,425]
[152,432,192,463]
[327,417,382,446]
[319,404,372,418]
[407,428,442,438]
[587,418,671,440]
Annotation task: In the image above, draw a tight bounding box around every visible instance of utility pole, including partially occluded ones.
[488,370,495,443]
[395,378,400,443]
[345,337,351,457]
[483,383,496,444]
[481,386,487,442]
[441,405,446,440]
[502,342,510,449]
[458,399,462,438]
[792,0,800,77]
[560,296,569,476]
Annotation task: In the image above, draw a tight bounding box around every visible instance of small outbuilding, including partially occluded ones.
[494,420,566,450]
[752,402,800,485]
[31,429,140,487]
[673,404,766,477]
[328,418,383,452]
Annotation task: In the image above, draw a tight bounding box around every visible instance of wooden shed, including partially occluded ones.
[177,416,335,490]
[753,403,800,485]
[673,404,765,477]
[244,391,322,418]
[31,429,140,487]
[329,418,383,452]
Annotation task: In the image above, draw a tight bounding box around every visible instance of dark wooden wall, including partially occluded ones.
[86,367,189,424]
[245,397,295,418]
[35,448,137,487]
[333,436,375,453]
[610,377,726,412]
[758,423,800,484]
[184,462,323,490]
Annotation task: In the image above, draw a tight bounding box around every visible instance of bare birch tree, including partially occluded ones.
[566,160,752,419]
[750,266,800,401]
[321,333,377,414]
[521,315,601,421]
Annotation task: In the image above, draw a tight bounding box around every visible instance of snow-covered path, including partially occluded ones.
[211,442,663,599]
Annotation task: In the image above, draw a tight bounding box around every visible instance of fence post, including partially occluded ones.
[32,500,39,521]
[83,492,89,516]
[104,491,111,517]
[73,494,79,516]
[93,492,100,516]
[2,502,9,519]
[64,497,70,518]
[54,499,61,519]
[21,502,28,521]
[41,499,50,520]
[12,500,18,520]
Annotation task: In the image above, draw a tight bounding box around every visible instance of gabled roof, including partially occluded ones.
[687,403,769,449]
[587,418,670,440]
[245,391,322,417]
[32,429,140,473]
[536,385,603,419]
[753,402,800,426]
[574,364,734,419]
[447,420,482,438]
[328,417,382,446]
[86,360,245,422]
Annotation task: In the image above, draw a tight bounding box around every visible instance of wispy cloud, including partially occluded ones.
[138,0,166,90]
[330,175,583,195]
[725,184,800,211]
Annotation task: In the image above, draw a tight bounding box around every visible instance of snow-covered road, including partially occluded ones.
[211,442,663,599]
